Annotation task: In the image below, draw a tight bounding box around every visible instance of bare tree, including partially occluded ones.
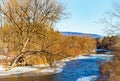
[102,2,120,36]
[0,0,66,68]
[0,0,66,51]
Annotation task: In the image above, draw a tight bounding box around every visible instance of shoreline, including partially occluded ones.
[0,54,89,76]
[0,53,113,77]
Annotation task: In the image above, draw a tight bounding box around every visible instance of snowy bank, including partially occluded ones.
[61,55,91,62]
[37,67,63,74]
[0,66,38,76]
[76,76,98,81]
[0,66,63,76]
[0,54,113,77]
[61,54,113,62]
[0,62,66,76]
[90,54,113,57]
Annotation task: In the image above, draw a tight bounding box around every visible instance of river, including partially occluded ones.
[0,53,112,81]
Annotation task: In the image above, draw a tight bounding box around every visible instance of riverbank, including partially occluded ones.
[98,51,120,81]
[0,54,91,76]
[0,53,113,77]
[0,53,114,81]
[0,62,66,76]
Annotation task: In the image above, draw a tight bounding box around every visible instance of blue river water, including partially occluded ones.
[52,54,112,81]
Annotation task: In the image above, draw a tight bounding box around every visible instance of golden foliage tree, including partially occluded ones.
[0,0,96,69]
[0,0,66,68]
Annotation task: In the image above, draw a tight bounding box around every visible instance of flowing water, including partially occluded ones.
[0,53,112,81]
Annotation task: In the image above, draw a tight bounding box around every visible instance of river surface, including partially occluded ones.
[0,53,112,81]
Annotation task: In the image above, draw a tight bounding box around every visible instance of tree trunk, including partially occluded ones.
[9,38,30,69]
[21,38,30,52]
[9,53,24,68]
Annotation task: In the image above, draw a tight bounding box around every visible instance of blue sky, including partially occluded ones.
[0,0,118,35]
[55,0,116,35]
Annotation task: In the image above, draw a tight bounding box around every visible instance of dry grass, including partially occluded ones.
[100,52,120,81]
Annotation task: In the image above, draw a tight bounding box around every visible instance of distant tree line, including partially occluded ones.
[96,36,120,51]
[98,36,120,81]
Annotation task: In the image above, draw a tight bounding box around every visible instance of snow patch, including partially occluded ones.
[76,76,98,81]
[90,54,113,57]
[0,66,6,71]
[0,55,7,59]
[74,56,92,60]
[38,68,63,74]
[61,54,113,62]
[33,64,49,67]
[0,66,38,76]
[0,62,65,76]
[61,56,91,62]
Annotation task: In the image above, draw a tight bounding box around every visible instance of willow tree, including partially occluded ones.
[0,0,66,68]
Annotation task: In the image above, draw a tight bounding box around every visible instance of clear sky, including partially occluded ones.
[55,0,116,36]
[0,0,118,35]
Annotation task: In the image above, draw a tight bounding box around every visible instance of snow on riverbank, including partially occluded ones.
[0,56,7,59]
[90,54,113,57]
[0,54,113,77]
[61,55,92,62]
[37,67,63,74]
[0,66,38,76]
[0,62,66,76]
[76,76,98,81]
[61,54,113,62]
